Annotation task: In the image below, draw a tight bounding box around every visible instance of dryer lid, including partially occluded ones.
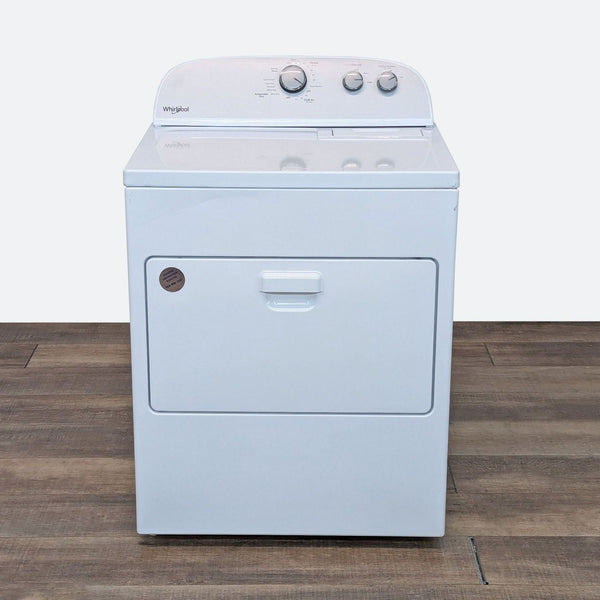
[124,124,459,189]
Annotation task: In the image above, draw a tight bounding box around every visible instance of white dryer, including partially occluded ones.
[124,57,459,536]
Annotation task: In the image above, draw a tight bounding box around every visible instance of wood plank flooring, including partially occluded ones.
[1,322,598,599]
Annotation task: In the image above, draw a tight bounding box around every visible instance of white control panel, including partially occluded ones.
[153,57,433,127]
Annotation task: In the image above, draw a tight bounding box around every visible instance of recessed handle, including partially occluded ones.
[260,271,323,294]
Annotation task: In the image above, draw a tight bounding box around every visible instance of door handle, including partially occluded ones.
[260,271,323,294]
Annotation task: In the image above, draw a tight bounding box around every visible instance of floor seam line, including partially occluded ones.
[469,536,489,585]
[448,461,458,493]
[23,344,38,368]
[483,343,496,366]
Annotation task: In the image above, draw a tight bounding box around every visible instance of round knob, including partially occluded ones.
[342,71,363,92]
[279,65,307,93]
[377,71,398,93]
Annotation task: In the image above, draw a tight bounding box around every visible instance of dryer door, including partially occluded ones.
[145,257,437,414]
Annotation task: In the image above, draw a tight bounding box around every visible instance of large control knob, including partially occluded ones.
[279,65,307,93]
[342,71,363,92]
[377,71,398,93]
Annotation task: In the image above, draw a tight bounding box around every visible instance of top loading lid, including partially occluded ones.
[154,56,433,128]
[124,124,459,188]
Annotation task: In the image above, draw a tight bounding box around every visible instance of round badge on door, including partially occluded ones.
[159,267,185,292]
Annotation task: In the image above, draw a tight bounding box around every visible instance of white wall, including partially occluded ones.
[2,1,599,321]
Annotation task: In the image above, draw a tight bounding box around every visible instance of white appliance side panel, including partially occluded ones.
[145,258,437,414]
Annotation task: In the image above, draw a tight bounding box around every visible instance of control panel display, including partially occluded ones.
[154,57,433,127]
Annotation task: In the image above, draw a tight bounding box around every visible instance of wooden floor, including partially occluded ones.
[1,323,599,599]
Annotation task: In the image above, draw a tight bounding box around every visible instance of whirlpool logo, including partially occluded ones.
[163,106,190,114]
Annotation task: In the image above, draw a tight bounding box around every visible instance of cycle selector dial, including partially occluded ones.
[377,71,398,93]
[342,71,363,92]
[279,65,307,93]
